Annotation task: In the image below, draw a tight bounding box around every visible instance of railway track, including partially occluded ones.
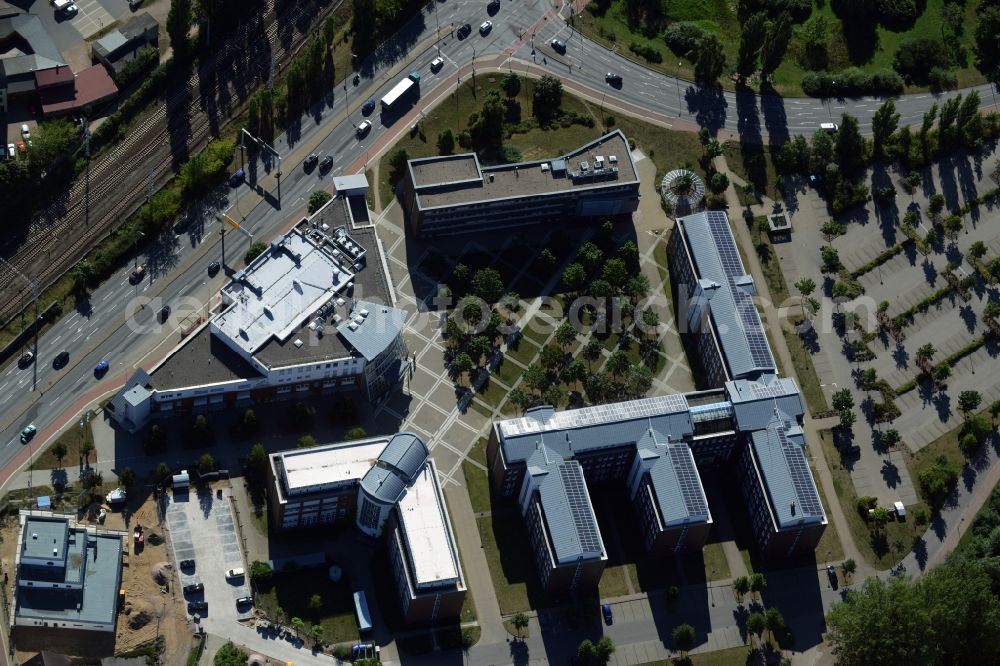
[0,0,340,323]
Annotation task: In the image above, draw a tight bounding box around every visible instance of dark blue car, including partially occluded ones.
[229,168,245,187]
[361,99,377,115]
[94,359,109,376]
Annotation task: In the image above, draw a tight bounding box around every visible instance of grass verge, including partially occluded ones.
[31,420,95,470]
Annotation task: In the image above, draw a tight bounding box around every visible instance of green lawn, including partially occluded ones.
[702,542,730,582]
[723,143,782,204]
[477,375,511,409]
[462,439,492,515]
[783,328,830,415]
[254,569,359,644]
[477,514,533,614]
[598,564,633,599]
[818,430,929,569]
[506,339,541,368]
[575,0,985,97]
[31,420,96,470]
[635,645,759,666]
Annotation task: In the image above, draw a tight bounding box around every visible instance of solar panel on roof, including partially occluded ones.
[776,426,824,517]
[559,464,602,553]
[667,446,709,516]
[731,281,776,370]
[707,211,745,276]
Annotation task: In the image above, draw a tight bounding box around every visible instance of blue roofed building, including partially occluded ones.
[12,515,123,639]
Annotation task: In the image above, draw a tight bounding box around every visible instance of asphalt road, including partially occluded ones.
[1,0,999,494]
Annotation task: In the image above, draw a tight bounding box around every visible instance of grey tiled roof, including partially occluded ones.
[636,432,712,528]
[725,377,804,431]
[497,395,694,464]
[749,415,826,529]
[679,211,776,380]
[377,432,428,482]
[336,301,407,362]
[360,465,406,505]
[526,447,604,564]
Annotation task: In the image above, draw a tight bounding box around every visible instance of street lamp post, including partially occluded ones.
[676,62,683,116]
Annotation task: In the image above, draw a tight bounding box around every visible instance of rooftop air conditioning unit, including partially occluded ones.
[541,163,550,172]
[348,322,359,331]
[609,155,618,163]
[360,309,370,317]
[580,161,589,171]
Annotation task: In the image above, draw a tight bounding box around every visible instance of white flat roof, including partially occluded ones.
[396,463,460,589]
[215,231,355,355]
[281,440,388,495]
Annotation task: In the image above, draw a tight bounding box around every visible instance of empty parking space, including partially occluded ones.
[69,0,115,39]
[164,486,253,626]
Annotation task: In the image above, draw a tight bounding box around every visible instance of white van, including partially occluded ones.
[225,567,245,580]
[820,122,839,132]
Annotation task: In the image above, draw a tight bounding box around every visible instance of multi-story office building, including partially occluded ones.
[488,211,826,590]
[399,130,641,237]
[109,201,408,433]
[267,433,466,624]
[13,515,123,638]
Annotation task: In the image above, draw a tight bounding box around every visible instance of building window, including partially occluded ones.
[360,498,380,530]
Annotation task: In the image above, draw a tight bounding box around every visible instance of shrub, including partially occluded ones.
[308,190,332,214]
[663,22,707,56]
[928,67,959,91]
[629,42,663,63]
[802,69,903,97]
[918,456,959,504]
[893,38,952,84]
[113,46,160,88]
[876,0,920,27]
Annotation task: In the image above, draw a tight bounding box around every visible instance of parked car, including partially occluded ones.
[487,0,500,11]
[61,4,77,15]
[207,261,221,276]
[361,98,377,115]
[187,601,207,613]
[18,351,34,368]
[53,351,69,368]
[229,168,245,187]
[225,567,245,579]
[457,23,472,39]
[430,56,444,71]
[303,153,319,170]
[20,424,37,443]
[20,123,30,139]
[601,603,613,625]
[158,306,171,323]
[94,359,109,376]
[180,559,196,570]
[236,596,253,607]
[826,564,838,588]
[183,583,204,594]
[319,156,333,171]
[356,120,372,137]
[479,20,492,35]
[551,38,566,53]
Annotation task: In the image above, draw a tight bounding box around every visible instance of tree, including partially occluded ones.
[82,470,103,492]
[29,120,79,172]
[916,343,937,367]
[709,172,730,194]
[871,99,899,158]
[472,268,503,304]
[835,114,866,174]
[576,639,596,661]
[51,441,68,467]
[532,75,563,122]
[555,321,577,349]
[747,612,766,645]
[859,368,878,389]
[694,34,726,83]
[508,387,532,413]
[197,453,215,475]
[974,7,1000,75]
[991,399,1000,425]
[311,624,324,645]
[562,263,587,292]
[959,390,983,417]
[832,388,855,412]
[733,575,750,600]
[626,363,653,398]
[290,616,306,636]
[524,364,548,394]
[452,352,474,382]
[794,278,816,319]
[166,0,192,58]
[764,607,785,642]
[564,359,587,386]
[542,383,566,408]
[625,274,651,302]
[470,90,506,155]
[759,12,792,80]
[672,623,695,656]
[749,572,767,600]
[308,190,332,214]
[540,344,564,372]
[388,148,410,185]
[297,435,317,449]
[585,371,613,403]
[467,335,493,366]
[583,338,603,367]
[606,349,630,378]
[437,129,455,155]
[595,636,615,662]
[119,467,136,489]
[308,593,323,612]
[246,442,268,489]
[577,242,605,275]
[821,245,841,273]
[213,642,248,666]
[244,241,268,265]
[80,439,95,464]
[882,428,901,449]
[736,12,768,80]
[839,408,857,431]
[155,462,172,485]
[501,72,521,97]
[344,427,367,440]
[510,611,529,638]
[602,258,629,288]
[250,560,273,587]
[842,558,857,578]
[933,363,951,385]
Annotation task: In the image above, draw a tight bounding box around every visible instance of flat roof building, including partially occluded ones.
[91,12,159,74]
[400,130,641,237]
[13,515,123,637]
[267,434,466,625]
[109,199,408,433]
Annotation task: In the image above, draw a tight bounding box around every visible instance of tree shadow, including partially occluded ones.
[685,84,728,136]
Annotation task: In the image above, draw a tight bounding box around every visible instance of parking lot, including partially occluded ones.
[163,485,254,627]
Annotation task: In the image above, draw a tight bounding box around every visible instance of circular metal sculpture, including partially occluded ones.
[661,169,705,216]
